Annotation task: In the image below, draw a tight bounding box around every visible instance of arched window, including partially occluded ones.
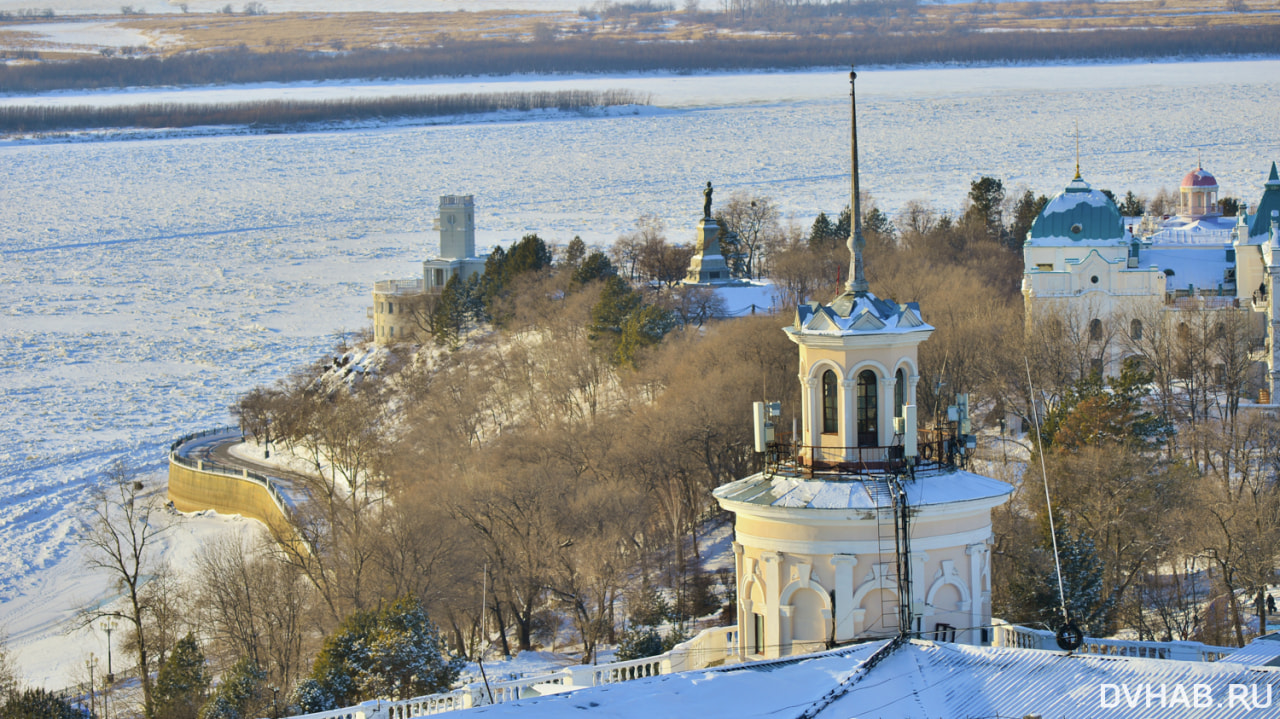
[1130,319,1143,341]
[821,370,838,434]
[857,370,878,446]
[894,368,906,419]
[1089,318,1103,341]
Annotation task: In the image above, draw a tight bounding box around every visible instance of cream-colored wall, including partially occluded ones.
[796,339,921,457]
[372,290,428,345]
[733,518,994,658]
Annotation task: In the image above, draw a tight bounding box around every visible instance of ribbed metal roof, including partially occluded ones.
[466,639,1280,719]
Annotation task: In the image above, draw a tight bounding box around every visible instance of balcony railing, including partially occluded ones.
[764,430,958,477]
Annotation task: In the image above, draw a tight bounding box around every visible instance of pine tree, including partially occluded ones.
[294,597,462,710]
[154,633,209,719]
[1036,527,1115,637]
[964,176,1007,246]
[0,688,87,719]
[197,658,265,719]
[1118,191,1146,217]
[1009,190,1048,247]
[808,211,835,250]
[833,206,851,243]
[571,251,616,288]
[563,236,587,268]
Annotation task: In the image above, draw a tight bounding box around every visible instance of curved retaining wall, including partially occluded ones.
[167,428,305,551]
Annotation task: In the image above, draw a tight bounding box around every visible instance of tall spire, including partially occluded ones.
[1074,120,1081,180]
[846,68,869,295]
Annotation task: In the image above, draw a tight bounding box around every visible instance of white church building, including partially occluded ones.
[1022,161,1280,399]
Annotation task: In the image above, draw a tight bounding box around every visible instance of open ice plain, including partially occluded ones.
[1,59,1278,686]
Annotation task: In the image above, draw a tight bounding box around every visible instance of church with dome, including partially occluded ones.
[712,72,1013,660]
[1022,159,1280,400]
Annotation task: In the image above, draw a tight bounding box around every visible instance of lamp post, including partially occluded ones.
[264,417,271,459]
[85,654,96,719]
[102,618,116,719]
[270,685,280,719]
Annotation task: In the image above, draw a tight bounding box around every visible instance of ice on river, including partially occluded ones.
[1,59,1278,687]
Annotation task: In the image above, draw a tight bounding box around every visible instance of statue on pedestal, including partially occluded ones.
[703,181,714,220]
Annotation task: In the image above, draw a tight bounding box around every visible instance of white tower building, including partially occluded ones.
[713,72,1012,660]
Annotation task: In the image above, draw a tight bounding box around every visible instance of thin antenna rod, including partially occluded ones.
[477,563,494,704]
[846,68,868,295]
[1025,358,1069,622]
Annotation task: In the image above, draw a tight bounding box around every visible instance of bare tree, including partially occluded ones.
[718,191,780,279]
[79,460,171,719]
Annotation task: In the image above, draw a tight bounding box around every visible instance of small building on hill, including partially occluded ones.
[371,195,486,344]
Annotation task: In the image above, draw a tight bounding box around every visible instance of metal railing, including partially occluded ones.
[374,278,426,295]
[763,430,958,477]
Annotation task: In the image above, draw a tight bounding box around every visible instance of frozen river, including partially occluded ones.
[1,58,1278,685]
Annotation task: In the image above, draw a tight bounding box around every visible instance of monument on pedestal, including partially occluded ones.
[684,181,735,285]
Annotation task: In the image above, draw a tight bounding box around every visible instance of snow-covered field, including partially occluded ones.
[1,59,1278,689]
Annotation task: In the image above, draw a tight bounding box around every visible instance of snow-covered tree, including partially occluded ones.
[154,633,209,719]
[198,658,265,719]
[294,596,462,711]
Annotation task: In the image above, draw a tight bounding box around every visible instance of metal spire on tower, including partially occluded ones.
[846,68,869,295]
[1074,120,1081,180]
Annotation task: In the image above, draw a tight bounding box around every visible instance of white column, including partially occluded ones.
[840,379,856,460]
[800,375,815,452]
[878,377,896,447]
[908,374,920,407]
[910,551,929,634]
[830,555,858,642]
[762,552,782,658]
[966,543,988,645]
[733,541,746,657]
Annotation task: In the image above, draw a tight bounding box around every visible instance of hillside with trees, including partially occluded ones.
[13,177,1277,716]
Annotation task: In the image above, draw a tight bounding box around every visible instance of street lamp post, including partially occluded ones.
[102,619,116,719]
[85,654,96,719]
[270,685,280,719]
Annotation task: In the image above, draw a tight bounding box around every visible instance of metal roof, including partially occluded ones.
[1248,162,1280,239]
[1028,176,1126,245]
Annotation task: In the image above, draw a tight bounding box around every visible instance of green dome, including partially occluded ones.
[1027,177,1125,244]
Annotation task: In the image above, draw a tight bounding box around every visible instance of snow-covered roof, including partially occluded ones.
[1182,166,1218,188]
[467,639,1280,719]
[1148,215,1237,245]
[1027,176,1125,246]
[789,291,932,338]
[1219,632,1280,667]
[714,468,1012,512]
[1140,247,1233,291]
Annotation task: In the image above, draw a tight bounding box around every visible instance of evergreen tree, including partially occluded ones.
[154,633,209,719]
[571,250,616,288]
[1118,191,1146,217]
[430,274,468,347]
[964,176,1007,246]
[197,659,265,719]
[1038,361,1172,452]
[294,597,461,711]
[1009,190,1048,247]
[862,206,896,244]
[563,236,587,268]
[833,206,851,242]
[808,211,835,250]
[1035,526,1115,637]
[615,626,665,661]
[0,688,87,719]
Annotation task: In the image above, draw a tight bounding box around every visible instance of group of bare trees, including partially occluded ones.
[64,180,1280,716]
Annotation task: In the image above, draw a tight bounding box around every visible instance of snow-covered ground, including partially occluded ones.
[1,59,1278,689]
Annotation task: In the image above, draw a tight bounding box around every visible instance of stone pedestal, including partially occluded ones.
[684,217,733,285]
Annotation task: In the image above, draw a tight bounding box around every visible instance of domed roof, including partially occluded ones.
[1027,176,1125,244]
[1182,166,1218,188]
